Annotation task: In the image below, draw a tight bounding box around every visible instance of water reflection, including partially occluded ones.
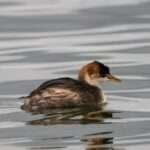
[85,136,114,150]
[26,105,117,150]
[26,105,115,125]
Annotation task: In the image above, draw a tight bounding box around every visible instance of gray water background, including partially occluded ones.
[0,0,150,149]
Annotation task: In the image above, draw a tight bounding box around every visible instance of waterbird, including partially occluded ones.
[21,61,121,111]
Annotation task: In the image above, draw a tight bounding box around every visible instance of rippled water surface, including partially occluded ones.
[0,0,150,149]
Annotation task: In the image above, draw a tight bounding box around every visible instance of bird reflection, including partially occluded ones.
[83,131,124,150]
[86,137,112,150]
[25,105,123,150]
[85,136,115,150]
[27,104,118,125]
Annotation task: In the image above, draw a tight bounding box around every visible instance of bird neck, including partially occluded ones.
[78,71,99,86]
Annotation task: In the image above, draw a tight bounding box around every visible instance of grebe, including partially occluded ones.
[21,61,121,111]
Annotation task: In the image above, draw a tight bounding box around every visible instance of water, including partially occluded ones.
[0,0,150,149]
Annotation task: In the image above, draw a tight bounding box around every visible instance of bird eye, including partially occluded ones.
[100,66,110,78]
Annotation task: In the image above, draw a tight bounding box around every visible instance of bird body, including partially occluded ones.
[21,61,121,111]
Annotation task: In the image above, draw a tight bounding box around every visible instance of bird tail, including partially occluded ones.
[19,96,31,111]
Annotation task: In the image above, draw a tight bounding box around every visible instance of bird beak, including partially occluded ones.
[106,74,122,83]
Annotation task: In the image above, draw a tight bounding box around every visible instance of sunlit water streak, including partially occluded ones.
[0,0,148,16]
[0,121,25,128]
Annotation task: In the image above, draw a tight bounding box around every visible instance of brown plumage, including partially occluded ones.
[21,61,121,111]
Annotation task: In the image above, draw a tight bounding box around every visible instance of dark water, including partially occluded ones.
[0,0,150,149]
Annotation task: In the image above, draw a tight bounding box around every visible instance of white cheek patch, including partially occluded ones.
[99,78,105,83]
[99,77,109,83]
